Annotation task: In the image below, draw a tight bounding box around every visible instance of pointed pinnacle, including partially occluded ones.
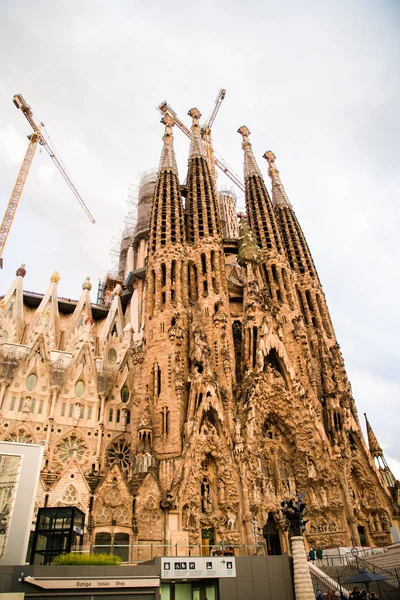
[364,413,383,457]
[188,107,207,159]
[159,114,178,172]
[237,126,262,178]
[263,150,291,207]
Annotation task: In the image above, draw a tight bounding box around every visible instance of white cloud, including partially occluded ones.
[0,125,27,166]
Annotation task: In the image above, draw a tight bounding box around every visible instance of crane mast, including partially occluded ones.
[0,94,95,268]
[0,128,41,269]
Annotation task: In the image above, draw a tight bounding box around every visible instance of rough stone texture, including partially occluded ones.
[0,115,399,558]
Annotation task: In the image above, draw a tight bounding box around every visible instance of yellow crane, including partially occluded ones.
[157,89,245,193]
[0,94,95,269]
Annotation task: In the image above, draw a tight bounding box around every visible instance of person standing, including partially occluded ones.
[316,546,323,566]
[309,548,316,563]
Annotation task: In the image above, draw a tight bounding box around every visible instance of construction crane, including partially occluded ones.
[201,88,225,185]
[157,91,245,194]
[0,94,95,268]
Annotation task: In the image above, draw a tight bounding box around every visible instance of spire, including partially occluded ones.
[186,108,221,243]
[263,150,318,279]
[364,413,383,457]
[364,413,397,488]
[159,115,178,173]
[263,151,291,207]
[149,116,185,254]
[0,264,26,342]
[237,126,262,178]
[237,127,283,254]
[188,108,207,160]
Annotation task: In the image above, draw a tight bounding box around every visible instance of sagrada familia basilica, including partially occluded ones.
[0,109,399,558]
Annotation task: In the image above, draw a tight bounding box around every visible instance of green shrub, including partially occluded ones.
[52,552,123,566]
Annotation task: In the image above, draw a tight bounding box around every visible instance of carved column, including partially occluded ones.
[291,536,315,600]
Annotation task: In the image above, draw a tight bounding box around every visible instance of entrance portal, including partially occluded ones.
[263,513,282,555]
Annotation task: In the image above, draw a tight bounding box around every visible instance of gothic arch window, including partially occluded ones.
[120,386,130,403]
[106,438,131,474]
[75,380,85,398]
[26,373,37,391]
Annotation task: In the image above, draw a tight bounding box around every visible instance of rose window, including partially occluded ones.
[106,438,131,473]
[58,436,86,462]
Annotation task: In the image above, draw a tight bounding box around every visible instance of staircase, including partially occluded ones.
[313,554,400,600]
[359,546,400,571]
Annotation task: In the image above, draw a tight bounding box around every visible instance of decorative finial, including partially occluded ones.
[188,107,202,123]
[50,271,60,284]
[16,264,26,278]
[82,276,92,291]
[237,126,262,178]
[159,114,178,172]
[237,126,250,143]
[113,284,122,297]
[263,151,291,207]
[188,108,207,159]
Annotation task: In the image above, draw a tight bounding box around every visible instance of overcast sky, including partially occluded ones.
[0,0,399,476]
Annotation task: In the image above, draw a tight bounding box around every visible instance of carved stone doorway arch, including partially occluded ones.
[262,512,282,555]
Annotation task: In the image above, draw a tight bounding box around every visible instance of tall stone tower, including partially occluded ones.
[0,110,398,561]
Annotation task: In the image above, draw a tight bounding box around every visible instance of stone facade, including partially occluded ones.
[0,111,399,557]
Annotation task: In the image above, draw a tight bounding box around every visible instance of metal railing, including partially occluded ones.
[311,552,400,600]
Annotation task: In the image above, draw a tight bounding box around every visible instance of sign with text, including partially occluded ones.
[24,576,160,589]
[161,556,236,579]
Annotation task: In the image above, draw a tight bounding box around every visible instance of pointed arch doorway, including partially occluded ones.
[262,512,282,555]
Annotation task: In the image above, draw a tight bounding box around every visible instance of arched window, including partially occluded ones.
[114,532,130,562]
[94,532,111,555]
[120,387,130,403]
[75,380,85,398]
[26,373,37,391]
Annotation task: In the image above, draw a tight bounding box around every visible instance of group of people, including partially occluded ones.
[309,547,324,565]
[316,589,378,600]
[349,588,378,599]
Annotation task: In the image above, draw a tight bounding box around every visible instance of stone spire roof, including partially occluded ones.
[264,150,318,279]
[188,108,207,160]
[237,126,283,254]
[186,108,221,243]
[263,151,291,207]
[149,116,185,254]
[237,126,262,178]
[159,115,178,173]
[364,413,383,457]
